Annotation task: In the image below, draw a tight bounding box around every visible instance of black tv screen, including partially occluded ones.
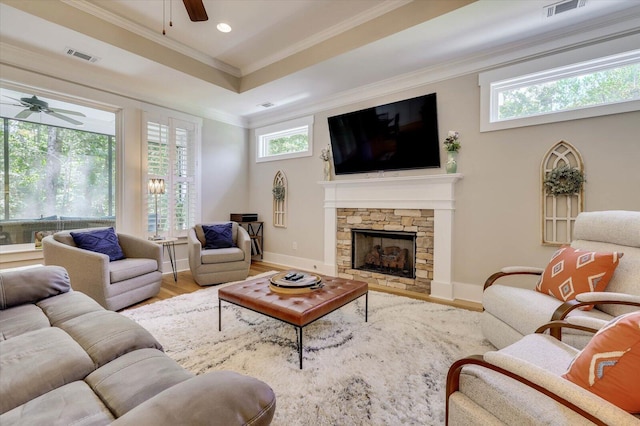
[327,93,440,175]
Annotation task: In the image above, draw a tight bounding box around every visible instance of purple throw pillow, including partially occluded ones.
[202,223,235,249]
[71,227,126,262]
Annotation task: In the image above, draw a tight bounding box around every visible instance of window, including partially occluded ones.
[256,116,313,162]
[480,42,640,131]
[144,110,201,239]
[0,104,116,248]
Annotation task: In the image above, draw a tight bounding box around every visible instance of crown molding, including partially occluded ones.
[246,10,640,128]
[241,0,412,75]
[61,0,241,78]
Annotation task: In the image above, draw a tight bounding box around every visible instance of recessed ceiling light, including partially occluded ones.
[217,23,232,33]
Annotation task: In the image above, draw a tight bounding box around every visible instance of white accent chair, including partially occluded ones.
[482,210,640,350]
[42,229,162,311]
[446,317,640,425]
[187,222,251,286]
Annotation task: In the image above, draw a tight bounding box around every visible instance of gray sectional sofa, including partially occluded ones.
[0,266,276,425]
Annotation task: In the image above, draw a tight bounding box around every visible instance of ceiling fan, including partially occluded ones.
[182,0,208,22]
[2,95,85,126]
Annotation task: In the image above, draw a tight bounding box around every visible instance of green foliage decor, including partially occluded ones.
[272,184,285,201]
[544,165,585,196]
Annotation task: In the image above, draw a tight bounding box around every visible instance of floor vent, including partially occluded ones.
[545,0,587,18]
[64,47,100,63]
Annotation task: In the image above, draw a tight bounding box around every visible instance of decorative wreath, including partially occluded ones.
[272,184,285,201]
[544,165,585,196]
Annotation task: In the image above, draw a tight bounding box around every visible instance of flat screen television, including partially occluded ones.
[327,93,440,175]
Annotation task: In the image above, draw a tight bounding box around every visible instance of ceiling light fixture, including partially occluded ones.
[217,23,232,33]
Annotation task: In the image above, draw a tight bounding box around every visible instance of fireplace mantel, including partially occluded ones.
[319,174,462,300]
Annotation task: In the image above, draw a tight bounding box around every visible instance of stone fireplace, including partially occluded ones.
[319,174,461,300]
[341,210,432,293]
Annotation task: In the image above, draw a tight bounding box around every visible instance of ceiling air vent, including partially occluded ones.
[64,47,100,63]
[545,0,587,18]
[259,102,275,108]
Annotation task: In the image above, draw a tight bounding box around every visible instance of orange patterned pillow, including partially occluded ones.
[535,246,622,309]
[563,311,640,413]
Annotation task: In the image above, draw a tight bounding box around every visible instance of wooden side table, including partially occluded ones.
[151,237,178,281]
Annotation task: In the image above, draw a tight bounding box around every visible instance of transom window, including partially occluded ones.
[480,41,640,131]
[256,116,313,162]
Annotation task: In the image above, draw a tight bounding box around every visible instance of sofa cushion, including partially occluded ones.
[0,381,115,426]
[0,304,50,341]
[57,310,163,368]
[0,266,70,309]
[0,327,95,414]
[71,227,125,261]
[37,291,105,327]
[201,247,245,264]
[563,311,640,413]
[536,246,622,309]
[86,348,193,417]
[202,222,235,249]
[109,258,158,283]
[111,371,276,426]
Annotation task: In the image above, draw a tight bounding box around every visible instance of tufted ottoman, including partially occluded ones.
[218,273,368,368]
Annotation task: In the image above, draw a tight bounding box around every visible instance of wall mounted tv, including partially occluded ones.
[327,93,440,175]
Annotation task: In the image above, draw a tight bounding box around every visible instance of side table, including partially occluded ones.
[151,237,178,281]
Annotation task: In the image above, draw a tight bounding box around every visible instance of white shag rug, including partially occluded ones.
[122,272,494,425]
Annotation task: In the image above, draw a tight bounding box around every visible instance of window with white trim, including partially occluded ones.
[256,116,313,162]
[144,111,201,239]
[480,41,640,131]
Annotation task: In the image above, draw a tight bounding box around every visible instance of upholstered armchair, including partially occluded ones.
[42,228,162,311]
[188,221,251,286]
[482,210,640,350]
[446,316,640,425]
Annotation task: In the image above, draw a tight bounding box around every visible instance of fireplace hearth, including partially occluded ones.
[352,229,416,279]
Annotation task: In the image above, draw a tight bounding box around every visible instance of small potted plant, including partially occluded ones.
[443,131,460,173]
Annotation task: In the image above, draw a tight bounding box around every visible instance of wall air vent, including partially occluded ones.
[544,0,587,18]
[64,47,100,63]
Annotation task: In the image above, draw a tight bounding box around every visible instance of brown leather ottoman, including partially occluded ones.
[218,273,368,368]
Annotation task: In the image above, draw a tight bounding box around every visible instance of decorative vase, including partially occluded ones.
[445,151,458,174]
[323,161,332,181]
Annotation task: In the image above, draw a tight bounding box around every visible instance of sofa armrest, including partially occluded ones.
[550,292,640,337]
[117,233,162,268]
[42,236,110,305]
[187,227,202,271]
[447,352,629,426]
[236,225,251,263]
[0,265,70,309]
[483,266,544,290]
[112,371,276,426]
[535,318,603,339]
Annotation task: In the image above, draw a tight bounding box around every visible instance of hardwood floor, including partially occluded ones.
[123,261,482,312]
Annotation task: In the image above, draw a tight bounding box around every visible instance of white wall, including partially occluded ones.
[249,72,640,302]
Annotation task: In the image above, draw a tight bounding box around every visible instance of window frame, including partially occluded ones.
[479,37,640,132]
[255,115,314,163]
[143,107,201,240]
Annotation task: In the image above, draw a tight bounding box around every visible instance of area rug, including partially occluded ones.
[122,272,494,425]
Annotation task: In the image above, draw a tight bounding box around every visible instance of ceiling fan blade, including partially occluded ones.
[47,111,83,126]
[48,107,86,117]
[15,109,34,119]
[182,0,208,21]
[4,96,30,107]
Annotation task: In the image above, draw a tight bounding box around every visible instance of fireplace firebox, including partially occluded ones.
[352,229,416,279]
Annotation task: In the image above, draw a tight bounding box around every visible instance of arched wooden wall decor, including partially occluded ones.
[272,170,287,228]
[541,140,584,246]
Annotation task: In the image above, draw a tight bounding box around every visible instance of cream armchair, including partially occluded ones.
[188,221,251,286]
[42,229,162,311]
[482,210,640,350]
[446,318,640,425]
